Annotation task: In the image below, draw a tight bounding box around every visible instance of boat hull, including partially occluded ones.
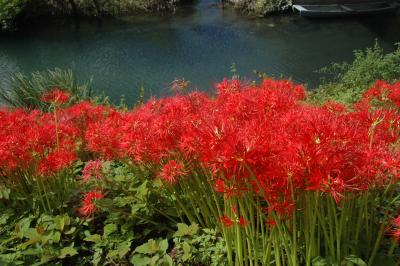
[292,1,399,17]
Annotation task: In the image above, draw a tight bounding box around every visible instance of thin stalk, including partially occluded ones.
[368,218,387,265]
[53,106,60,150]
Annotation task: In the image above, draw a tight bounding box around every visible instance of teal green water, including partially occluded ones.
[0,1,399,103]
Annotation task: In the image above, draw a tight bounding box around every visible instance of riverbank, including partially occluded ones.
[225,0,292,16]
[1,0,190,31]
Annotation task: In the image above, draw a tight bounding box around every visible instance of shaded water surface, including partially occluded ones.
[0,0,400,102]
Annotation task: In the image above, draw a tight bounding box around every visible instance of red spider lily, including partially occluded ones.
[220,214,234,228]
[159,160,187,184]
[41,88,70,105]
[266,218,277,227]
[215,78,244,94]
[82,160,104,182]
[388,216,400,242]
[238,216,250,228]
[2,78,400,220]
[79,190,105,217]
[38,149,77,176]
[361,80,400,108]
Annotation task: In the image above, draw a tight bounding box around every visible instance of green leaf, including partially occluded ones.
[91,248,103,266]
[173,223,199,237]
[52,231,61,243]
[343,255,367,266]
[130,254,152,266]
[15,217,32,238]
[182,242,192,261]
[64,227,76,235]
[84,234,102,243]
[372,254,397,266]
[58,246,78,259]
[114,174,127,182]
[135,239,168,255]
[163,254,173,266]
[159,239,168,254]
[0,253,24,265]
[312,256,328,266]
[0,187,10,199]
[153,178,163,188]
[117,240,132,258]
[54,215,70,231]
[136,181,149,199]
[150,254,160,265]
[103,223,117,237]
[0,212,11,225]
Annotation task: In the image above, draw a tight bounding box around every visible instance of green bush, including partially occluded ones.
[0,0,27,30]
[226,0,292,16]
[310,42,400,105]
[1,0,180,31]
[28,0,179,16]
[0,211,87,265]
[0,68,99,110]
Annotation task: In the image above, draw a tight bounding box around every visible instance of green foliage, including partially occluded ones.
[310,42,400,105]
[77,162,177,264]
[83,223,134,265]
[0,212,86,265]
[1,160,83,215]
[171,224,227,266]
[1,0,180,31]
[30,0,178,16]
[311,255,368,266]
[0,68,101,110]
[0,162,179,265]
[90,162,178,234]
[131,238,173,266]
[227,0,292,16]
[79,0,178,15]
[0,0,27,30]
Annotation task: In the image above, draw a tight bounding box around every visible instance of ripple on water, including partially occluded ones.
[0,7,399,104]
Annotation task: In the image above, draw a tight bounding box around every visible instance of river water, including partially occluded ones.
[0,0,399,102]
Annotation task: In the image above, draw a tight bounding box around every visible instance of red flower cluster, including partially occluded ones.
[79,189,104,216]
[388,216,400,242]
[82,160,104,182]
[2,79,400,219]
[41,88,70,105]
[361,80,400,107]
[84,79,400,216]
[0,101,112,181]
[219,213,249,228]
[159,160,187,184]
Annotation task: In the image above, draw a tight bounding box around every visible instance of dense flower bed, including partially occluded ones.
[1,79,400,265]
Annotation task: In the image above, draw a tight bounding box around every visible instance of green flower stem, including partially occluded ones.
[166,185,198,225]
[52,105,60,150]
[387,240,397,256]
[368,217,388,265]
[36,178,49,213]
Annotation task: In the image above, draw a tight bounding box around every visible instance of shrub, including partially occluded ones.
[0,212,87,265]
[0,0,27,30]
[1,0,181,31]
[310,42,400,105]
[0,68,98,110]
[226,0,292,16]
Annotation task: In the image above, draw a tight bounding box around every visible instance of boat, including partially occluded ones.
[292,1,398,17]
